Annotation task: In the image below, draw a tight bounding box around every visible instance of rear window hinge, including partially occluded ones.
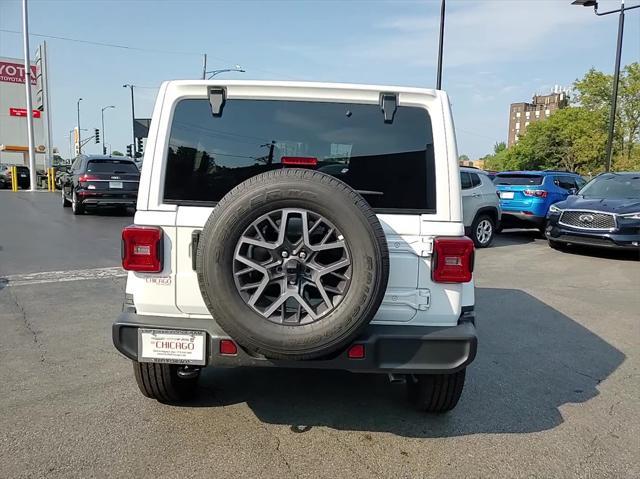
[208,87,226,116]
[191,230,202,270]
[379,92,398,124]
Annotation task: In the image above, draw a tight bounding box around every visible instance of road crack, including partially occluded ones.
[7,289,47,364]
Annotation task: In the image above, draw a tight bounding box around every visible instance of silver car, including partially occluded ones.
[461,167,501,247]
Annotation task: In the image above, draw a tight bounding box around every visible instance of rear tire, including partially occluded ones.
[407,369,466,413]
[132,361,199,403]
[71,190,84,215]
[62,189,71,207]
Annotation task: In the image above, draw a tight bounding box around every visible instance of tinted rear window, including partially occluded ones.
[87,160,138,173]
[163,99,436,211]
[494,174,543,186]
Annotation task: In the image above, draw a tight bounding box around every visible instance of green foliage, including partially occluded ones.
[458,154,470,163]
[111,150,124,156]
[481,62,639,173]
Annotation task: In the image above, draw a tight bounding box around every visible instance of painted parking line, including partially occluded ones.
[0,267,127,287]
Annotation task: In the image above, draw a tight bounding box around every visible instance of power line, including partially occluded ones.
[0,28,201,56]
[0,28,300,80]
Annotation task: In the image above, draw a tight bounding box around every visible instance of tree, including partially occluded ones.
[573,63,640,162]
[458,154,470,163]
[111,150,124,156]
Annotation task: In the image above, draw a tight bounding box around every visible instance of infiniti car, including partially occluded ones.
[546,172,640,252]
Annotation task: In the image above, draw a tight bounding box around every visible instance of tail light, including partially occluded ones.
[121,225,163,272]
[523,189,548,198]
[432,237,474,283]
[281,156,318,166]
[79,174,100,183]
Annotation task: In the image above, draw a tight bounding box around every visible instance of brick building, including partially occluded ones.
[507,88,568,147]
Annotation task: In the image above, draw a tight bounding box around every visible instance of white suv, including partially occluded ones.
[461,167,501,248]
[113,81,477,413]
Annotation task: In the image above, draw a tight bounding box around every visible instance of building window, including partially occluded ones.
[525,111,530,119]
[516,112,521,118]
[535,111,540,118]
[525,121,530,127]
[545,109,550,116]
[515,122,520,130]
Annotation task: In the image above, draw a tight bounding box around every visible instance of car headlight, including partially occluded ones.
[619,212,640,220]
[549,204,562,213]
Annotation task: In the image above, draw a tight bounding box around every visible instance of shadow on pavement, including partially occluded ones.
[556,243,640,262]
[79,207,135,218]
[184,287,624,437]
[493,229,540,247]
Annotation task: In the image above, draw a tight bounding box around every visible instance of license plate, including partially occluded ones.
[138,329,206,365]
[109,181,123,189]
[500,191,514,199]
[20,174,27,178]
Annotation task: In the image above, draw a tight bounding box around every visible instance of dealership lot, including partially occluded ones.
[0,191,638,478]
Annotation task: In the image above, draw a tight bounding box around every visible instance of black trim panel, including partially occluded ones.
[113,313,477,374]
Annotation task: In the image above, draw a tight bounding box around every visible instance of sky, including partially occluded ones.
[1,0,638,160]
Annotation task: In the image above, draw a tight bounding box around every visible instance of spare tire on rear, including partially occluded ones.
[196,168,389,360]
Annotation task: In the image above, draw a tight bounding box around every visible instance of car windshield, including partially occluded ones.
[579,174,640,199]
[87,160,138,174]
[494,174,543,186]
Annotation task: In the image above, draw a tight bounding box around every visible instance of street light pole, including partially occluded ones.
[123,84,136,156]
[101,105,115,156]
[77,97,83,154]
[205,66,245,79]
[605,2,624,172]
[22,0,37,191]
[436,0,446,90]
[572,0,640,171]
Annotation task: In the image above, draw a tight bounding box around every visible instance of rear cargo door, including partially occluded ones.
[163,92,443,317]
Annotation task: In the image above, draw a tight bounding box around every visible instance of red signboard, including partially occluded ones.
[9,107,41,118]
[0,61,37,85]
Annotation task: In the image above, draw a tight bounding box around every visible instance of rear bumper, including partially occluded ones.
[112,311,477,374]
[77,191,137,207]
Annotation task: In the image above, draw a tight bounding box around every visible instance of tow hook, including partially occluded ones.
[177,365,201,379]
[387,373,407,384]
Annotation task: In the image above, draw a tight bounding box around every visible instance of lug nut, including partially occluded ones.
[281,251,289,258]
[299,252,307,260]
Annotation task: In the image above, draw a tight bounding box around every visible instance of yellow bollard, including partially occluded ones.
[11,166,18,192]
[47,167,54,192]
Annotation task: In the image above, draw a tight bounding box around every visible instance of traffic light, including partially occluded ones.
[94,128,100,144]
[136,137,144,155]
[126,144,132,157]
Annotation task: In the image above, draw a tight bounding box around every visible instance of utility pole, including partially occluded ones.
[436,0,446,90]
[202,53,207,80]
[22,0,37,191]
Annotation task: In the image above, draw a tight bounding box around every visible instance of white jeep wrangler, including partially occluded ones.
[113,81,477,413]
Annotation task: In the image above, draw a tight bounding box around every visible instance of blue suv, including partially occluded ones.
[493,171,586,231]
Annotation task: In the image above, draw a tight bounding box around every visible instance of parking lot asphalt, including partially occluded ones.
[1,191,639,478]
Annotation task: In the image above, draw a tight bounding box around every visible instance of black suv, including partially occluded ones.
[546,172,640,251]
[61,155,140,215]
[0,164,30,189]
